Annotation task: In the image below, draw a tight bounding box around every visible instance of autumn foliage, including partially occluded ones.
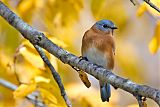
[0,0,159,107]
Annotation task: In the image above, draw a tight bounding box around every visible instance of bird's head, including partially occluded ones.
[94,19,117,34]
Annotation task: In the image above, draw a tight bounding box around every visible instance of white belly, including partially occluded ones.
[83,47,107,68]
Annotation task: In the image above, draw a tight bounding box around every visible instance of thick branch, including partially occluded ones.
[0,78,45,107]
[0,1,160,106]
[34,45,72,107]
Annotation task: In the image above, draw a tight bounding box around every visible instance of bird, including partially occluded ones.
[81,19,117,102]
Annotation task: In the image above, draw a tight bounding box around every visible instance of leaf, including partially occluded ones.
[13,44,46,83]
[148,20,160,54]
[0,16,20,52]
[19,45,45,70]
[18,32,65,72]
[137,3,147,17]
[42,0,83,30]
[13,84,36,98]
[80,97,93,107]
[78,71,91,88]
[34,76,50,83]
[149,36,158,54]
[127,104,138,107]
[17,0,37,22]
[91,0,128,31]
[43,32,68,48]
[137,0,160,17]
[19,46,45,69]
[38,88,57,105]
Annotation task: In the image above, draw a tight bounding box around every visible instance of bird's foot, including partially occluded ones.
[71,56,88,71]
[113,86,118,90]
[133,93,147,107]
[72,66,80,71]
[79,56,88,61]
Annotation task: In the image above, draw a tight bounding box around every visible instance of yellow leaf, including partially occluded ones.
[19,46,45,70]
[22,40,36,53]
[43,32,68,48]
[13,54,44,83]
[137,0,160,17]
[80,97,93,107]
[148,20,160,54]
[127,104,138,107]
[149,36,158,54]
[137,3,147,17]
[17,0,34,13]
[17,0,36,22]
[38,88,57,105]
[21,38,59,70]
[34,76,50,83]
[91,0,128,30]
[13,84,36,98]
[79,71,91,88]
[0,51,14,75]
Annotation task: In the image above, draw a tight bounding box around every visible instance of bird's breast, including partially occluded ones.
[83,47,108,68]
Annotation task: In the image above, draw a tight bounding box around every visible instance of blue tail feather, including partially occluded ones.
[100,83,111,102]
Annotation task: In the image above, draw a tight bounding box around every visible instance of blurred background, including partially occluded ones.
[0,0,159,107]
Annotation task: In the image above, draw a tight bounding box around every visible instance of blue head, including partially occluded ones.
[94,19,117,34]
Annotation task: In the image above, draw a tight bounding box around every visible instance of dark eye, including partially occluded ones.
[102,24,108,28]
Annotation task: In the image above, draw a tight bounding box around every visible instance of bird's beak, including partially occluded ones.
[111,26,118,29]
[111,25,118,29]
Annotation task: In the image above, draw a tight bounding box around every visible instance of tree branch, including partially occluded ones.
[135,95,146,107]
[130,0,136,5]
[130,0,160,13]
[0,1,160,106]
[143,0,160,13]
[0,78,46,107]
[34,45,72,107]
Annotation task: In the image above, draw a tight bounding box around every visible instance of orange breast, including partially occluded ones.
[81,27,115,70]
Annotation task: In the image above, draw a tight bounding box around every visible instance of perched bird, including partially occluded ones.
[81,19,117,102]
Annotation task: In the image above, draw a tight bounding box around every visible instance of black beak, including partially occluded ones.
[111,24,118,29]
[111,26,118,29]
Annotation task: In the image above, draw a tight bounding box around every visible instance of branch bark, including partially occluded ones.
[0,1,160,106]
[34,45,72,107]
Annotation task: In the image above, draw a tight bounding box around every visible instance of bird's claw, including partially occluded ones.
[79,56,88,61]
[72,66,80,71]
[71,56,88,71]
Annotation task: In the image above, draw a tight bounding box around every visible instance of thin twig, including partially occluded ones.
[0,1,160,106]
[0,78,45,107]
[130,0,136,5]
[135,95,144,107]
[143,0,160,13]
[34,45,72,107]
[129,0,160,12]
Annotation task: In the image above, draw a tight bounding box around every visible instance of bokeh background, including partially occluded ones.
[0,0,159,107]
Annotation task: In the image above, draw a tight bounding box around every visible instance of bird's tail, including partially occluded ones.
[99,81,111,102]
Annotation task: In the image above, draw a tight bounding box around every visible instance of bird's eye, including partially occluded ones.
[102,24,108,28]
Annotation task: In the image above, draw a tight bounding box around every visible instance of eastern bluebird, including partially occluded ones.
[81,19,117,102]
